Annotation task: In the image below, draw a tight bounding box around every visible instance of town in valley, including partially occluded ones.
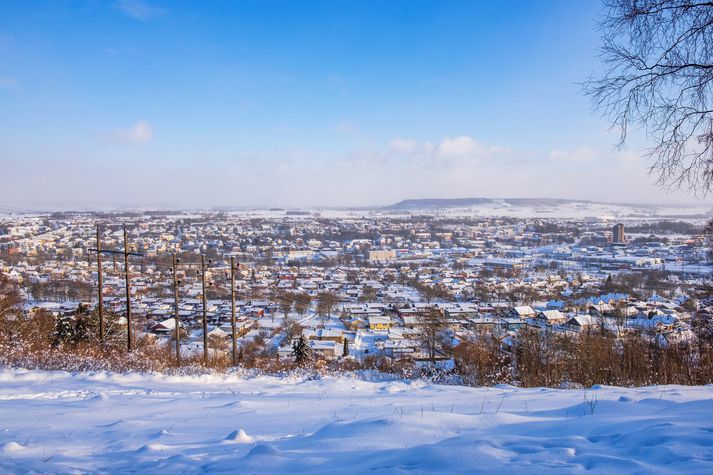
[2,199,710,370]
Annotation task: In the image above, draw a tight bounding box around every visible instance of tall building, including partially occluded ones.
[612,223,625,244]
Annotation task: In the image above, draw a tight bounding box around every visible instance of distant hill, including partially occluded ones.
[385,197,665,211]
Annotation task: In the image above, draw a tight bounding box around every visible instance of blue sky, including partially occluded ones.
[0,0,706,208]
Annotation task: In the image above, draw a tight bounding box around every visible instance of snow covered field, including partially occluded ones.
[1,370,712,474]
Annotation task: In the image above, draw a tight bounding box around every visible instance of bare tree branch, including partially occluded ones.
[585,0,713,194]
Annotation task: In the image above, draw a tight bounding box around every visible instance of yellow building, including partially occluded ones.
[368,316,392,331]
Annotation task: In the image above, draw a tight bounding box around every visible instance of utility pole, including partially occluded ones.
[89,226,143,352]
[96,225,104,344]
[230,256,239,366]
[124,226,133,351]
[201,255,208,365]
[173,254,181,366]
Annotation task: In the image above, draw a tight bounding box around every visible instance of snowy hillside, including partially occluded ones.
[382,197,711,220]
[1,370,712,473]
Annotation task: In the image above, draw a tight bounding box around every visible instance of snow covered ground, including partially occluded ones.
[1,370,712,474]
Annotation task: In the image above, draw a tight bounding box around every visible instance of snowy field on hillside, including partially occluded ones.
[1,370,712,474]
[249,202,712,220]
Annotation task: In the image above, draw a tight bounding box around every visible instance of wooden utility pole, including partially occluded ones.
[124,226,133,351]
[201,255,208,365]
[172,254,181,366]
[89,226,142,352]
[230,256,238,366]
[96,225,104,344]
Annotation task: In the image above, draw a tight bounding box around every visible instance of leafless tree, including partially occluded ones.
[359,285,377,302]
[0,270,23,333]
[293,293,312,317]
[453,330,511,386]
[417,308,450,363]
[276,291,294,317]
[316,291,339,324]
[585,0,713,193]
[282,318,303,343]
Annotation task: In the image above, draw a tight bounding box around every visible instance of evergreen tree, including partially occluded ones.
[604,274,614,292]
[52,304,94,347]
[342,338,349,357]
[71,303,94,345]
[73,316,89,344]
[293,335,312,366]
[53,317,75,347]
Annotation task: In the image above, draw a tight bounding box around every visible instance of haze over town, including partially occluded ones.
[0,0,709,209]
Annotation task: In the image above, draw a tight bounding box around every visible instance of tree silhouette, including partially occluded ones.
[585,0,713,193]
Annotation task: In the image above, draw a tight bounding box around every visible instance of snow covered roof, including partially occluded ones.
[538,310,565,321]
[567,315,597,327]
[368,316,391,325]
[511,306,535,316]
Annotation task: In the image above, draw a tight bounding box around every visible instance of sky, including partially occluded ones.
[0,0,709,210]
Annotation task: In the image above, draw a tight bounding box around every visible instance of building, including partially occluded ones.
[368,316,392,331]
[507,306,536,320]
[535,310,566,325]
[612,223,625,244]
[309,328,345,344]
[367,249,397,262]
[309,340,340,358]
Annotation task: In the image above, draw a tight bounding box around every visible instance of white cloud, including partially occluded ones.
[388,135,510,162]
[388,137,420,154]
[549,147,597,162]
[111,120,154,143]
[114,0,164,21]
[3,137,700,208]
[436,136,480,158]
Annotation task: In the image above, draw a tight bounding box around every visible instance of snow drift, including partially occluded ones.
[0,369,712,473]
